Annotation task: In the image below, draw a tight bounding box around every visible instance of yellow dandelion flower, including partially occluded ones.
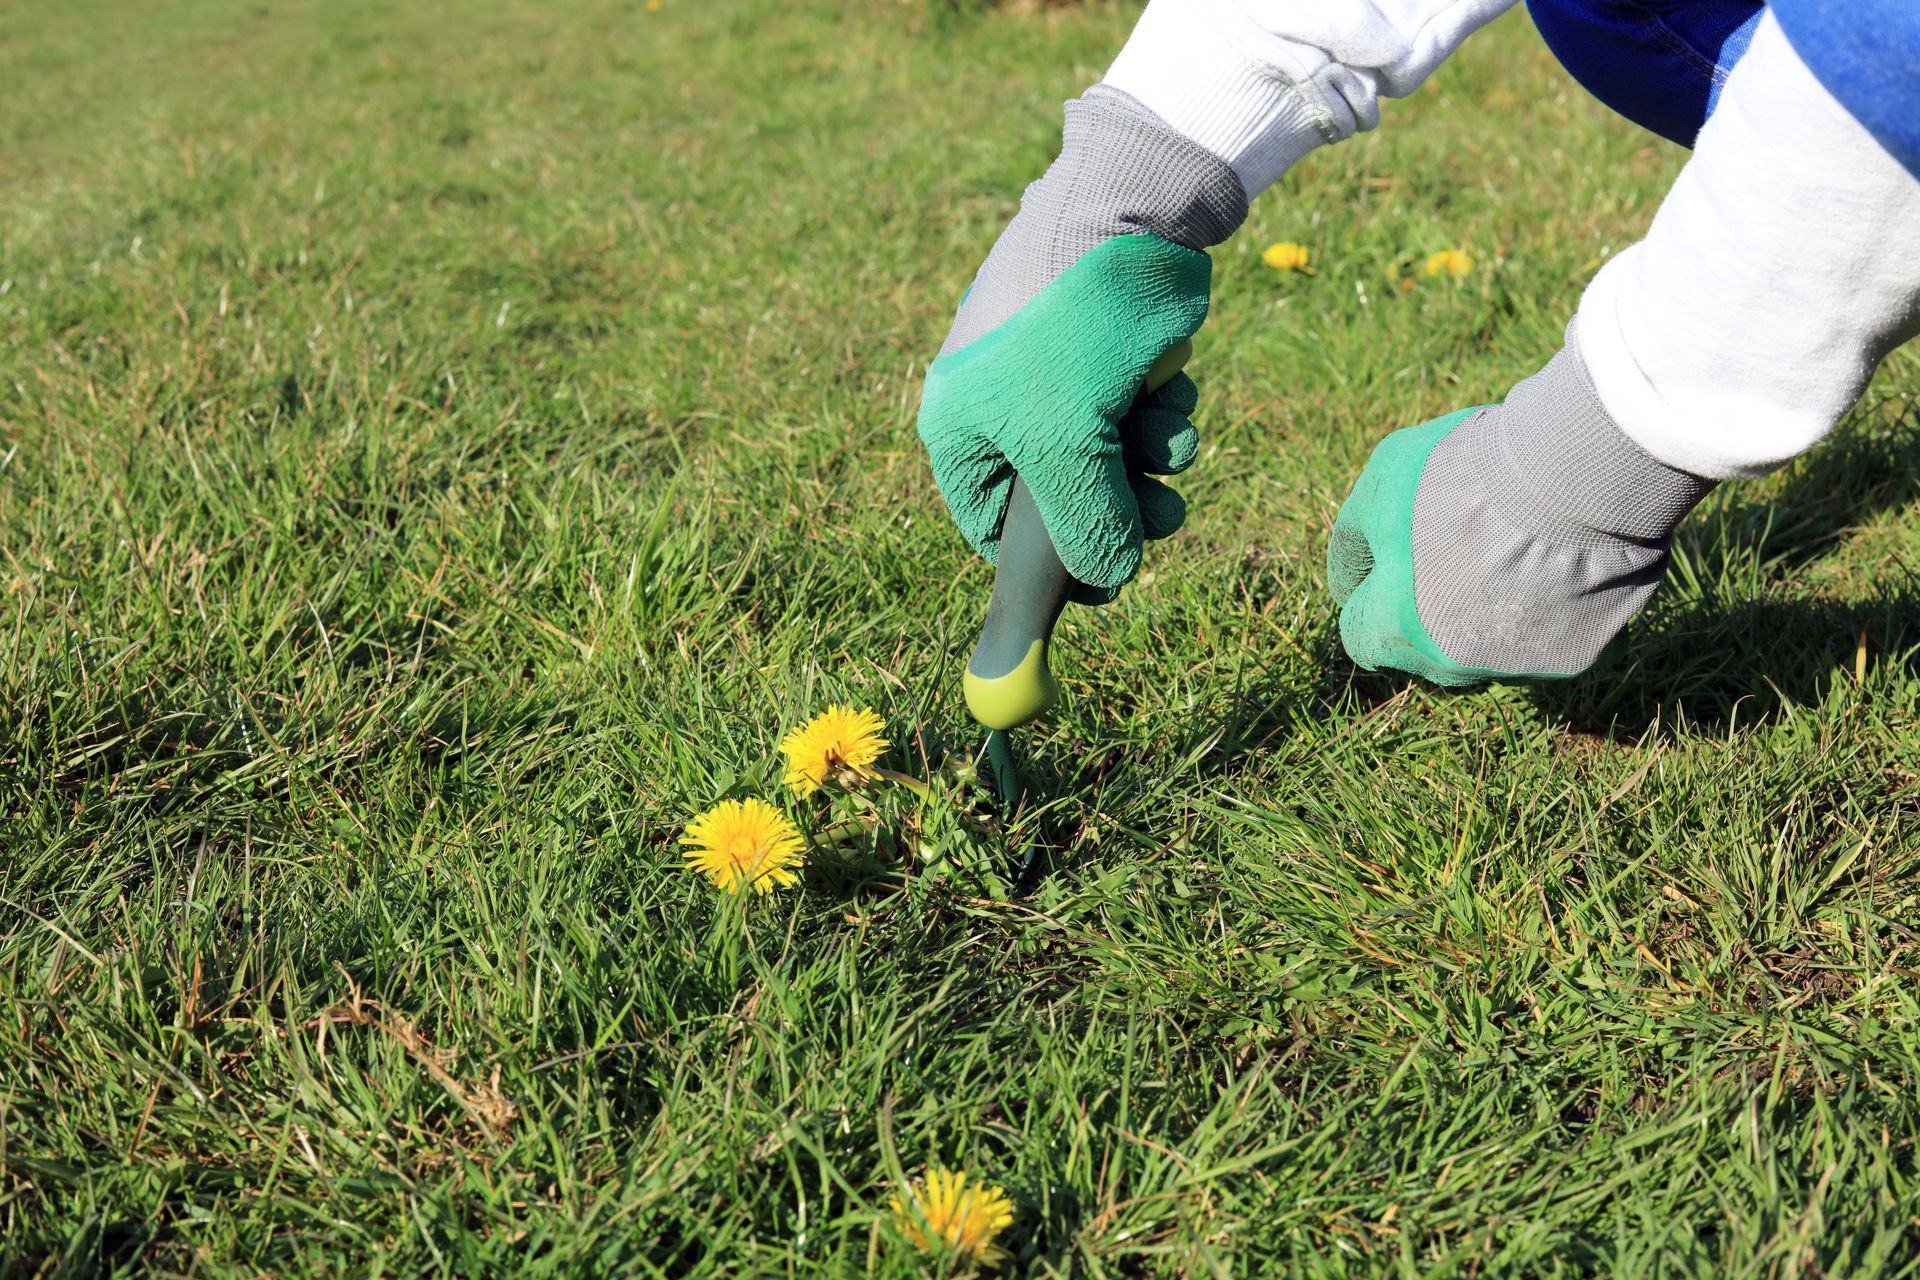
[1261,241,1312,273]
[778,705,889,797]
[890,1168,1015,1267]
[1421,248,1474,278]
[680,798,804,894]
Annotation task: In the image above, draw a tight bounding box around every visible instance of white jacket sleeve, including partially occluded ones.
[1575,12,1920,478]
[1105,0,1519,194]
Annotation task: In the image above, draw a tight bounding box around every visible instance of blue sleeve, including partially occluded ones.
[1770,0,1920,178]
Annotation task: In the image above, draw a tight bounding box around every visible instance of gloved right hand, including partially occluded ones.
[1327,335,1715,686]
[917,87,1247,604]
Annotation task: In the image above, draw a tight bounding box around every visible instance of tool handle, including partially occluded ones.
[961,339,1191,732]
[963,478,1071,730]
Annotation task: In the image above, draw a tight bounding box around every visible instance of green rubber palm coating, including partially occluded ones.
[964,341,1191,731]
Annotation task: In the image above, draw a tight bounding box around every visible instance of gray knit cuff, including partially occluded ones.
[1474,324,1716,547]
[1075,86,1249,251]
[939,87,1247,355]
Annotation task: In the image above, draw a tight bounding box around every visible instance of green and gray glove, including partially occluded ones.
[918,87,1248,604]
[1329,327,1716,686]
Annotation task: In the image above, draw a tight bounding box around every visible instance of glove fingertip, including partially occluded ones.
[1162,421,1199,475]
[1070,579,1124,607]
[930,449,1012,566]
[1019,439,1142,593]
[1121,407,1200,477]
[1132,475,1187,542]
[1146,371,1198,417]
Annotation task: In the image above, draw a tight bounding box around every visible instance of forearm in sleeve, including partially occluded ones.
[1104,0,1519,196]
[1576,12,1920,479]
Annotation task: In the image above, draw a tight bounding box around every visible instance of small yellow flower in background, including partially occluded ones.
[779,705,889,797]
[645,0,663,10]
[1421,248,1475,278]
[1261,241,1313,273]
[681,798,804,894]
[890,1168,1015,1268]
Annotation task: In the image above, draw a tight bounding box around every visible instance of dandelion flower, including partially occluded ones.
[681,798,804,894]
[779,705,889,797]
[1421,248,1474,278]
[1261,241,1312,273]
[890,1168,1015,1267]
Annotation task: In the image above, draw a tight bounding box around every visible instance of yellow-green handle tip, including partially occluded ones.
[964,639,1059,731]
[1143,337,1192,395]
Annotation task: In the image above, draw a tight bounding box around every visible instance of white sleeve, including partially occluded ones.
[1575,12,1920,478]
[1104,0,1519,194]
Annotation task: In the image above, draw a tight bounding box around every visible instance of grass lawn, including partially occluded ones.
[6,0,1920,1274]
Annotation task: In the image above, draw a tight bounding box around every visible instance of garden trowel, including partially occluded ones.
[963,340,1191,866]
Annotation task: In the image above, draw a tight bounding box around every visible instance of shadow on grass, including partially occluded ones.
[1541,415,1920,738]
[1322,590,1920,747]
[1694,410,1920,577]
[1534,592,1920,739]
[801,841,907,902]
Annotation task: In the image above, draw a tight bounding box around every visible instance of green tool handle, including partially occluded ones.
[963,478,1071,731]
[962,339,1191,732]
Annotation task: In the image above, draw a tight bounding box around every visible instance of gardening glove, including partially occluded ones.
[1328,324,1717,686]
[918,86,1248,605]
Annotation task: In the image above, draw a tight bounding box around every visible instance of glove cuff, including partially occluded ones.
[940,89,1244,355]
[1468,323,1717,548]
[1398,331,1714,679]
[1072,87,1250,251]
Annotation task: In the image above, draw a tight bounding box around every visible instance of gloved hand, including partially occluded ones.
[918,87,1247,604]
[1329,330,1716,686]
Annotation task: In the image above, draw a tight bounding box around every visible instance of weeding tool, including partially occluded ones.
[963,340,1192,865]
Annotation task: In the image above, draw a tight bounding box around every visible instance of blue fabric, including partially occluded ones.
[1525,0,1765,147]
[1528,1,1920,179]
[1771,0,1920,179]
[1699,7,1760,116]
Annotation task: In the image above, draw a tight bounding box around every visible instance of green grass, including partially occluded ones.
[5,0,1920,1274]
